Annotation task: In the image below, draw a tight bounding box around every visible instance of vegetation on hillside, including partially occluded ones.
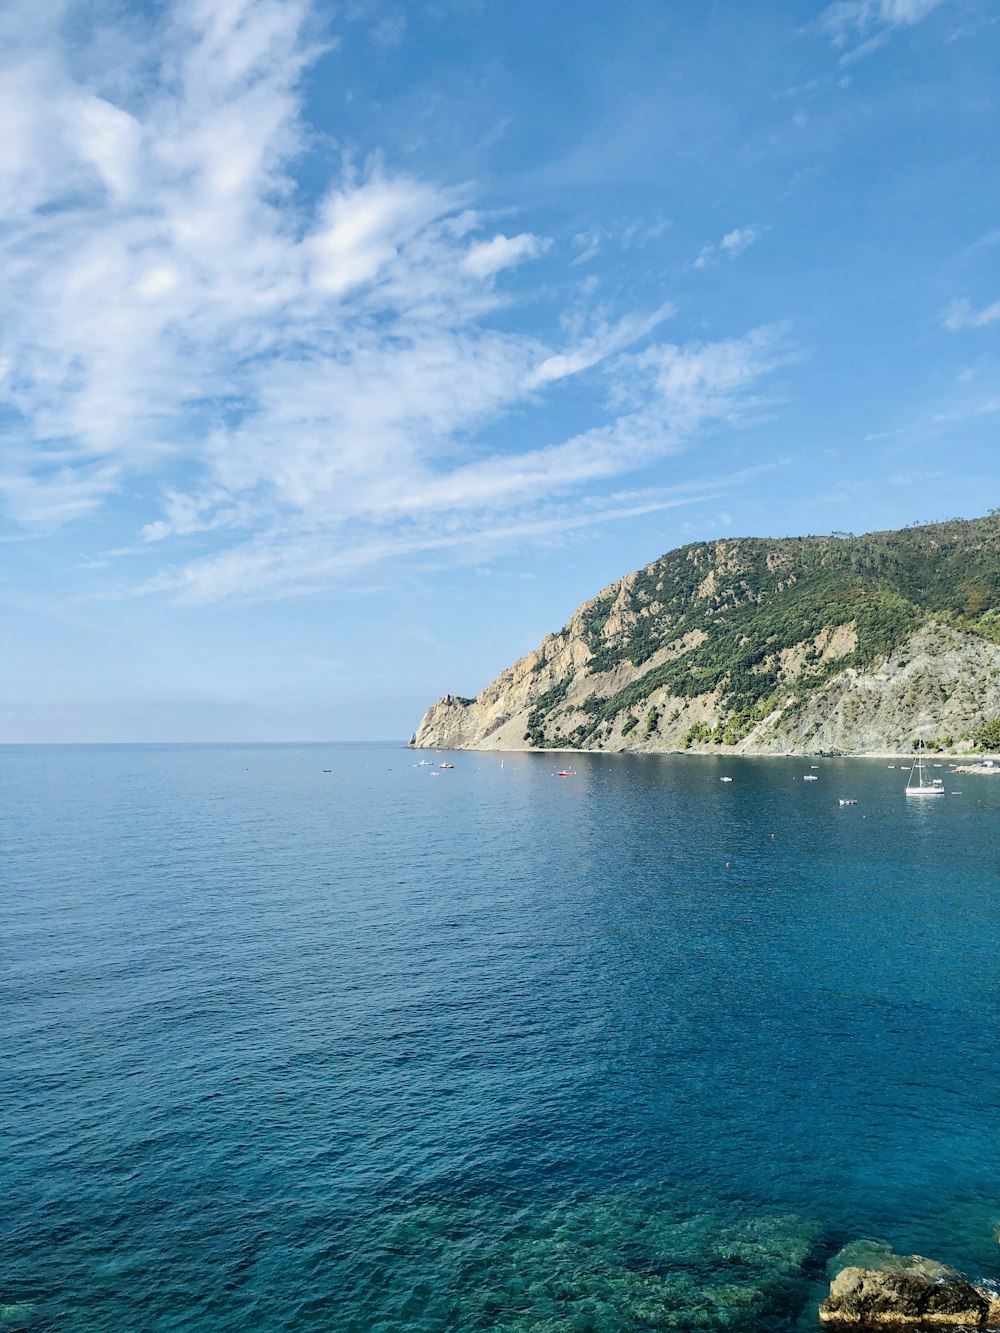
[529,513,1000,748]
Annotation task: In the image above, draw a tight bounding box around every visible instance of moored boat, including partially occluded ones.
[905,744,944,797]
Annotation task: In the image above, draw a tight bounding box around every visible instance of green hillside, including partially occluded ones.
[525,512,1000,749]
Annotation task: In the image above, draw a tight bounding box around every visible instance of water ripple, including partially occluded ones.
[2,744,998,1330]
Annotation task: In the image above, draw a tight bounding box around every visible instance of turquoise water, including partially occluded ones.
[2,744,998,1331]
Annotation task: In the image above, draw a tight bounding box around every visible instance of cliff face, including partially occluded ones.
[412,514,1000,755]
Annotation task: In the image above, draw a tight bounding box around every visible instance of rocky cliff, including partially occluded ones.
[412,514,1000,755]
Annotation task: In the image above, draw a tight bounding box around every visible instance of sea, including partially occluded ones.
[2,743,998,1332]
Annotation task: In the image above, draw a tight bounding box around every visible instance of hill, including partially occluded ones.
[411,513,1000,755]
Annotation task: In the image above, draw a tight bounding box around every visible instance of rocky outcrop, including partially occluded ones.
[412,514,1000,755]
[740,622,1000,755]
[818,1243,1000,1327]
[412,621,1000,754]
[819,1262,1000,1326]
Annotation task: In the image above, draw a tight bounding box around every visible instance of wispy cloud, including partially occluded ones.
[525,307,675,388]
[461,232,550,279]
[132,465,782,605]
[369,9,405,49]
[942,297,1000,330]
[121,323,787,604]
[0,0,788,603]
[819,0,948,61]
[693,225,762,270]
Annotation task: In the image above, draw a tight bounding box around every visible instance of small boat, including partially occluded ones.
[839,798,858,806]
[720,776,733,782]
[803,774,818,781]
[557,769,575,777]
[905,744,944,797]
[439,762,455,770]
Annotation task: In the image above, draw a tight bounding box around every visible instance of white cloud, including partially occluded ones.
[135,465,780,605]
[461,233,548,279]
[0,0,788,603]
[526,307,674,388]
[570,230,603,266]
[633,326,787,431]
[693,225,762,269]
[131,323,786,603]
[307,175,453,295]
[0,462,122,528]
[820,0,947,58]
[942,297,1000,331]
[879,0,944,22]
[720,226,761,257]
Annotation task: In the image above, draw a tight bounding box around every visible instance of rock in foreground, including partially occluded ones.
[819,1256,1000,1326]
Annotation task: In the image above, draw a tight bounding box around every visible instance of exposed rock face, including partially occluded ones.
[412,620,1000,754]
[413,514,1000,754]
[819,1263,1000,1326]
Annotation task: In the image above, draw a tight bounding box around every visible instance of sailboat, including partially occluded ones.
[905,743,945,797]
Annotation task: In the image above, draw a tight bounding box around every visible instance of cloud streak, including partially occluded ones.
[133,465,782,605]
[692,225,762,270]
[819,0,948,60]
[942,297,1000,331]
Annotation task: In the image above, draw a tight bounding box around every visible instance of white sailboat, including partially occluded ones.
[905,743,945,797]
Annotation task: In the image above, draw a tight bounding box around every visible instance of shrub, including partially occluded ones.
[682,721,711,749]
[973,716,1000,752]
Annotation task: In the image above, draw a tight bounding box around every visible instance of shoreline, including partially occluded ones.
[409,744,1000,763]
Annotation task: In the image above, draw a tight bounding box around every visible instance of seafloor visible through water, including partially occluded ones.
[2,743,998,1332]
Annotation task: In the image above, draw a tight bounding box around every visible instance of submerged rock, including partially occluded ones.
[360,1192,822,1331]
[825,1241,960,1284]
[0,1306,38,1329]
[819,1246,1000,1326]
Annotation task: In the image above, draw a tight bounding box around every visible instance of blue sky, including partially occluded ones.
[1,0,998,742]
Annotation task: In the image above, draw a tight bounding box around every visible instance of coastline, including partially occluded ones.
[409,741,1000,763]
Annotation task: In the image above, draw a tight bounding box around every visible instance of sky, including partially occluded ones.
[1,0,998,742]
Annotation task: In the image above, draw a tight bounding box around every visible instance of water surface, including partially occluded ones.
[2,745,998,1330]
